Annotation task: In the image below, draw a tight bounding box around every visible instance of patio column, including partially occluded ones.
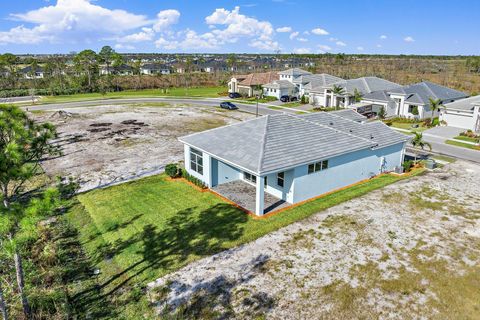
[255,175,264,216]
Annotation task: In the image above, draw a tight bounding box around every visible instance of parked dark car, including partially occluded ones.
[228,92,241,99]
[220,102,238,110]
[280,95,297,102]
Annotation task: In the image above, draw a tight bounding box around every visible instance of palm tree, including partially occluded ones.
[428,97,442,122]
[353,88,363,103]
[411,132,432,163]
[331,84,345,109]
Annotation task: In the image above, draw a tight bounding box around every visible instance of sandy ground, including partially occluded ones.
[32,103,252,191]
[148,161,480,319]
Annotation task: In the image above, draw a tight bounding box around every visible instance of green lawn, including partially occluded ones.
[37,86,226,104]
[453,135,479,143]
[67,170,423,318]
[388,122,429,132]
[445,139,480,150]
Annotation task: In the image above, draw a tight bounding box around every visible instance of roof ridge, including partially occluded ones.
[362,77,371,93]
[257,115,270,173]
[421,81,437,99]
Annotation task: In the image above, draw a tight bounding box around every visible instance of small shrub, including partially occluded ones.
[422,118,432,127]
[301,94,307,104]
[378,106,386,119]
[165,163,181,178]
[411,106,419,116]
[402,160,414,173]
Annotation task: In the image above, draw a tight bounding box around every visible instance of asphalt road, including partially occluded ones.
[24,97,287,116]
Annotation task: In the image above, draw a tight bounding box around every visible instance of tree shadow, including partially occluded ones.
[154,254,275,319]
[71,202,249,315]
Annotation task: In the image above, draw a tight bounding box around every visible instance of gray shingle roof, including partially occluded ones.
[180,111,408,175]
[388,81,468,106]
[443,95,480,112]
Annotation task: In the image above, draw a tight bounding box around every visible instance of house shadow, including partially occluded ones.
[70,202,249,317]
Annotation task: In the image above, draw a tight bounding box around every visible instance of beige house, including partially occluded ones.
[228,71,279,97]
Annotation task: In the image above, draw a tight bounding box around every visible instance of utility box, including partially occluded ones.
[425,159,436,169]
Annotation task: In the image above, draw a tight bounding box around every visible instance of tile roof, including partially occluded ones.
[293,73,344,87]
[180,111,408,175]
[443,95,480,112]
[311,76,401,95]
[388,81,468,106]
[238,71,279,86]
[278,68,312,76]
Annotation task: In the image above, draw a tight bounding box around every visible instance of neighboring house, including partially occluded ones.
[278,68,312,84]
[100,64,135,76]
[228,71,278,97]
[140,64,171,75]
[310,77,402,108]
[440,95,480,132]
[179,110,408,215]
[19,66,45,79]
[263,80,297,99]
[292,73,344,98]
[355,81,469,119]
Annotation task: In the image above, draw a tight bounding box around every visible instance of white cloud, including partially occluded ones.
[357,46,364,51]
[115,43,135,50]
[328,37,337,42]
[311,28,329,35]
[293,48,311,54]
[297,37,308,42]
[289,31,299,40]
[117,27,154,43]
[336,41,346,46]
[152,9,180,32]
[276,26,292,33]
[376,44,382,48]
[250,39,279,50]
[380,35,387,40]
[404,36,415,42]
[317,44,331,51]
[1,0,150,45]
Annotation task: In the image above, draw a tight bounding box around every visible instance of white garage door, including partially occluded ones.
[443,112,474,130]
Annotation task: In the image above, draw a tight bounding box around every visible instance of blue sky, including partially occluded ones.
[0,0,479,55]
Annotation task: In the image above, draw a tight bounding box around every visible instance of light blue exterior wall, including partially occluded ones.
[184,144,212,187]
[291,142,405,203]
[211,158,242,186]
[263,170,294,203]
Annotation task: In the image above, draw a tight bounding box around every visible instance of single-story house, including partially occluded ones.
[228,71,278,97]
[439,95,480,132]
[100,64,134,76]
[19,66,45,79]
[354,81,469,119]
[263,80,297,99]
[140,64,171,75]
[310,77,402,108]
[179,110,409,215]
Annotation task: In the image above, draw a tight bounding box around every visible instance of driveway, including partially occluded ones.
[423,126,464,139]
[148,161,480,319]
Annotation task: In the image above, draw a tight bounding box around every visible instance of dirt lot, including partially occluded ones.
[32,103,252,191]
[149,161,480,319]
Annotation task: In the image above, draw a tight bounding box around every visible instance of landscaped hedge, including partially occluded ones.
[165,163,181,178]
[0,88,83,98]
[181,168,207,189]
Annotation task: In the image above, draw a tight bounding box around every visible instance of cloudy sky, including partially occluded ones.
[0,0,479,54]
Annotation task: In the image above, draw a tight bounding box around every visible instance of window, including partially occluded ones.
[189,148,203,175]
[244,172,257,184]
[308,160,329,174]
[277,172,284,187]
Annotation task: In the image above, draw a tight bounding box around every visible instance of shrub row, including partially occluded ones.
[165,163,206,189]
[0,88,83,98]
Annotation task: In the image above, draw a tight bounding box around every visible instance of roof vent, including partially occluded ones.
[349,129,353,133]
[370,134,374,139]
[329,122,334,125]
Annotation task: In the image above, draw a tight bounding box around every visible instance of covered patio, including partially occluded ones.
[212,180,288,215]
